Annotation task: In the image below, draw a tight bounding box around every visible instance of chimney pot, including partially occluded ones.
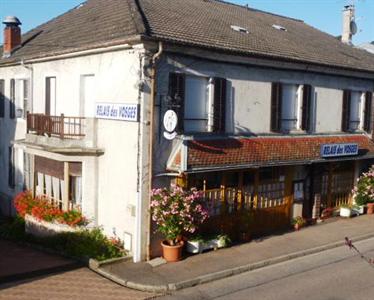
[2,16,22,58]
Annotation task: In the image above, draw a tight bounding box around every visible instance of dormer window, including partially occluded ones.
[272,24,287,31]
[230,25,249,34]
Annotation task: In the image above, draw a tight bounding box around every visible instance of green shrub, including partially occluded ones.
[0,217,126,261]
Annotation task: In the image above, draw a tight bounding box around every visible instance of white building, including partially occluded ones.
[1,0,374,261]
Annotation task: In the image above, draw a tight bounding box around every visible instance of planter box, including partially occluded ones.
[186,238,225,254]
[25,214,80,238]
[352,205,365,215]
[339,207,352,218]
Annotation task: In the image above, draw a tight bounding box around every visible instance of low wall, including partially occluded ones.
[25,214,80,238]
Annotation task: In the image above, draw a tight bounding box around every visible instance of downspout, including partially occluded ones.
[147,42,163,260]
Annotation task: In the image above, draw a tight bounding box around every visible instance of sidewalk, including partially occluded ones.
[94,215,374,293]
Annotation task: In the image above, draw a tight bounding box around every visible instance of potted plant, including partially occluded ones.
[339,203,353,218]
[150,185,209,262]
[291,216,306,231]
[353,167,374,215]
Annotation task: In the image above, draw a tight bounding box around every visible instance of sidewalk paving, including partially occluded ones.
[0,239,152,300]
[96,215,374,292]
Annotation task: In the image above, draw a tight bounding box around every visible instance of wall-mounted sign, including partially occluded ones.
[321,143,359,158]
[95,103,139,122]
[163,110,178,140]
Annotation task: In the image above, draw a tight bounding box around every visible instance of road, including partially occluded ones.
[160,237,374,300]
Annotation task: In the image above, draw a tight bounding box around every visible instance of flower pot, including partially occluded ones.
[340,207,352,218]
[367,203,374,215]
[161,240,184,262]
[294,223,301,231]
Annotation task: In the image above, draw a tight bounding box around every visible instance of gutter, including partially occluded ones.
[184,154,374,174]
[146,41,163,261]
[0,35,143,67]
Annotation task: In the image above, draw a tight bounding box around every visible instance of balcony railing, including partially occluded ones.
[27,113,85,139]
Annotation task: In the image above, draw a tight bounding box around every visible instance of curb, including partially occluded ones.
[90,232,374,293]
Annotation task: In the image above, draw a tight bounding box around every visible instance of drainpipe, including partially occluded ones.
[147,42,163,260]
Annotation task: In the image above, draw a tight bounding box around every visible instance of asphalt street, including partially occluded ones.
[160,237,374,300]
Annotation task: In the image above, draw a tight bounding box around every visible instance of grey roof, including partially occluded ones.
[358,42,374,55]
[1,0,374,75]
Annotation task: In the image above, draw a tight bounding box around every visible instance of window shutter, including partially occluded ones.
[342,90,351,132]
[10,79,15,119]
[213,78,227,133]
[364,91,373,133]
[0,80,4,118]
[271,82,282,132]
[168,73,185,132]
[301,85,312,131]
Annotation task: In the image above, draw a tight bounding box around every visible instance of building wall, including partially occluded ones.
[0,47,146,254]
[153,54,374,177]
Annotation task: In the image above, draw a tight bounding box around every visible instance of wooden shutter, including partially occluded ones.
[45,77,51,116]
[213,78,227,133]
[168,73,185,132]
[342,90,351,132]
[271,82,282,132]
[301,85,312,131]
[364,91,373,133]
[0,80,4,118]
[10,79,15,119]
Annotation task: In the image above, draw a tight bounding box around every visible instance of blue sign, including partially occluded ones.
[321,143,359,158]
[95,103,139,122]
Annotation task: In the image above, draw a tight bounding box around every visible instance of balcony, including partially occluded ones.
[27,113,85,139]
[24,113,101,154]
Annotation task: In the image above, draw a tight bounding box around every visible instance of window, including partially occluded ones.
[15,79,30,119]
[69,176,82,206]
[271,83,313,133]
[342,90,372,132]
[8,146,15,189]
[0,80,4,118]
[45,77,56,116]
[184,76,209,132]
[168,73,227,134]
[22,79,29,119]
[10,79,15,119]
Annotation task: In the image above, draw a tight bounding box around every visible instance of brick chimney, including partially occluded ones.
[2,16,22,58]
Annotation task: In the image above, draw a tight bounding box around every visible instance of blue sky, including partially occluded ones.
[0,0,373,45]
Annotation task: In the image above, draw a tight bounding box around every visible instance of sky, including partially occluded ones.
[0,0,373,45]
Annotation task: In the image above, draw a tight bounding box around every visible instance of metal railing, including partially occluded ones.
[27,113,85,139]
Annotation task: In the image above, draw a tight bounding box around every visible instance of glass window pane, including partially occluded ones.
[184,76,208,132]
[281,84,298,131]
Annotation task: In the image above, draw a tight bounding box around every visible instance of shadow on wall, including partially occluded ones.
[0,88,23,217]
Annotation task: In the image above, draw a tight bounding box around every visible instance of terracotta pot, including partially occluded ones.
[294,223,300,231]
[367,203,374,215]
[161,240,184,262]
